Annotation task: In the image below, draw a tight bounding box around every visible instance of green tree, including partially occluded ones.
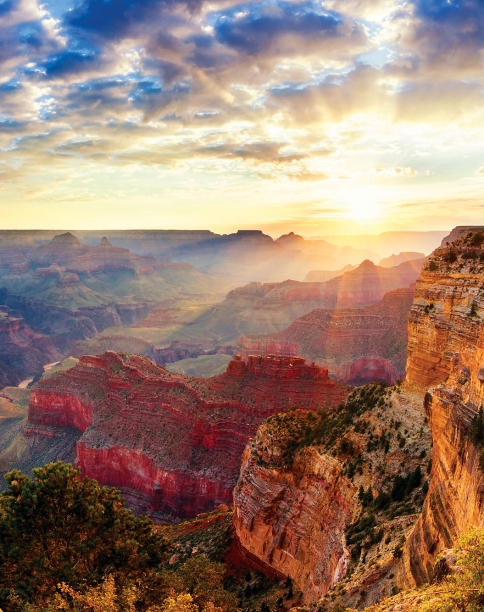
[0,462,168,609]
[161,556,238,612]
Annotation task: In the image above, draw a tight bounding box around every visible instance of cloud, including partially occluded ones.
[0,0,483,235]
[64,0,202,41]
[372,167,418,177]
[214,3,341,56]
[477,164,484,176]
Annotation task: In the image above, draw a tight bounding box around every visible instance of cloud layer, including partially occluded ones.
[0,0,483,232]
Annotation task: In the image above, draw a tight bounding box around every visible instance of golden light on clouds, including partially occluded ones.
[0,0,482,233]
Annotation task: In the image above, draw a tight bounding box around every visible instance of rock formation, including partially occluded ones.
[233,384,431,606]
[0,306,61,386]
[238,287,414,385]
[377,252,425,268]
[231,227,484,609]
[405,229,484,583]
[180,259,424,349]
[25,352,347,520]
[0,234,231,385]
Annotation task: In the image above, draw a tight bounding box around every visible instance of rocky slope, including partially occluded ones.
[23,352,347,521]
[238,287,414,385]
[0,306,62,386]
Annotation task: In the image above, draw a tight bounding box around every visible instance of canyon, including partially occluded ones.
[230,226,484,610]
[238,287,414,385]
[22,352,347,520]
[2,225,480,610]
[0,232,231,383]
[169,258,424,349]
[0,306,62,387]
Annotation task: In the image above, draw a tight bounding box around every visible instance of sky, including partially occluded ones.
[0,0,483,235]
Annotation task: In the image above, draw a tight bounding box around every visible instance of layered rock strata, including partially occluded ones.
[26,352,346,520]
[233,385,431,605]
[405,230,484,582]
[0,306,61,386]
[238,288,414,385]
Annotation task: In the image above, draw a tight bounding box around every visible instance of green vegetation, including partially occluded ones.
[360,527,484,612]
[160,508,234,566]
[0,462,166,609]
[470,231,484,247]
[0,462,238,612]
[469,407,484,470]
[165,355,232,378]
[41,357,79,380]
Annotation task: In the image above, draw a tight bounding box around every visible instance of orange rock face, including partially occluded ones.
[233,433,355,601]
[405,230,484,583]
[26,351,347,520]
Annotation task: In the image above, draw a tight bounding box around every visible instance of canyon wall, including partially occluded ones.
[26,351,347,520]
[232,229,484,606]
[233,428,355,601]
[405,231,484,583]
[0,306,62,386]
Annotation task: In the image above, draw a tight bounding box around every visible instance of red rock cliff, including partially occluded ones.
[233,386,431,606]
[26,351,347,520]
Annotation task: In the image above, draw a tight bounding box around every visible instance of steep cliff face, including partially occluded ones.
[234,426,355,601]
[238,288,414,385]
[26,352,347,520]
[405,230,484,583]
[233,384,431,607]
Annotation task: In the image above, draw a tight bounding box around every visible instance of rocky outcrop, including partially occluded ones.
[405,229,484,583]
[233,385,431,606]
[26,352,347,520]
[238,288,414,385]
[234,434,355,601]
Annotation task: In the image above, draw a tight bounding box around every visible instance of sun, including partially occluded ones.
[344,189,384,224]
